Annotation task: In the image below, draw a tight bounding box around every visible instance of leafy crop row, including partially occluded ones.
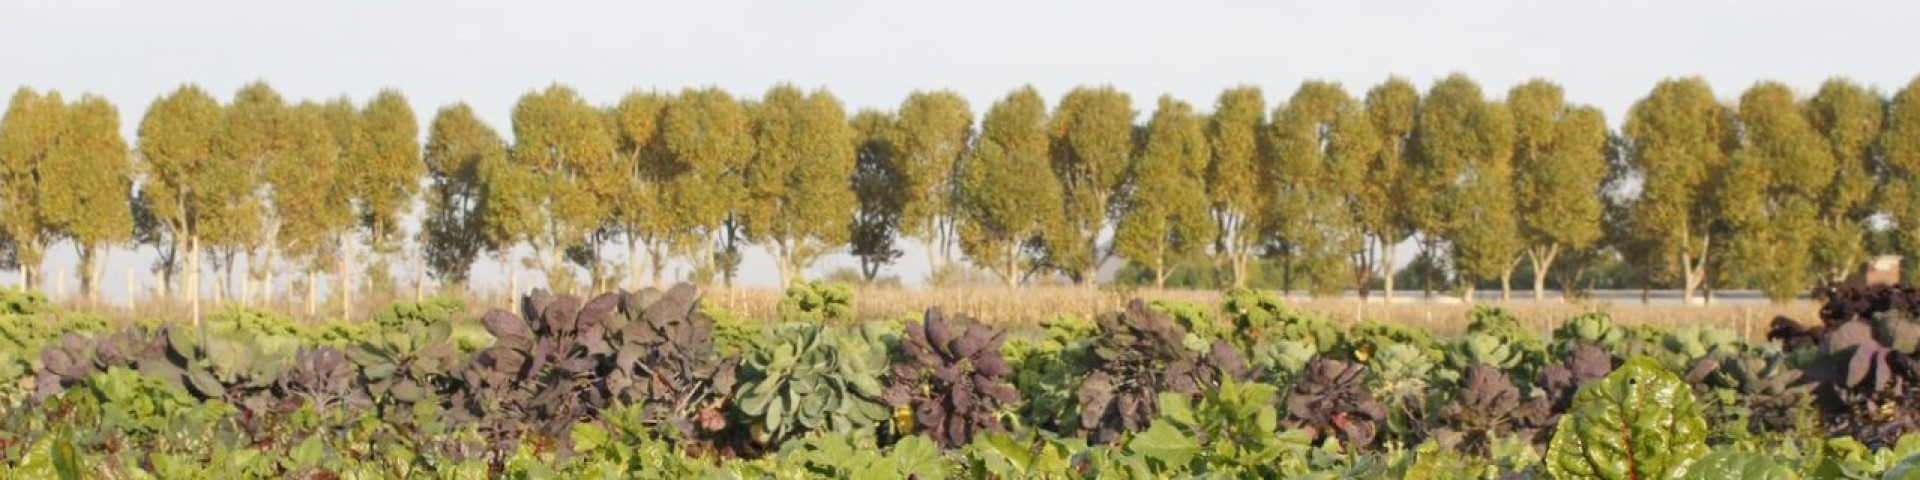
[7,284,1920,478]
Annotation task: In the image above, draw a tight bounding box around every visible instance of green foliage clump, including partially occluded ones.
[735,322,892,445]
[0,287,53,315]
[777,280,854,323]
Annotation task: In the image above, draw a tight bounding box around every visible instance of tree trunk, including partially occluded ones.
[188,237,201,327]
[1004,243,1020,287]
[1154,248,1168,291]
[340,238,352,320]
[306,269,318,317]
[1382,239,1398,303]
[627,234,641,290]
[1530,244,1560,302]
[77,244,97,308]
[1499,270,1512,302]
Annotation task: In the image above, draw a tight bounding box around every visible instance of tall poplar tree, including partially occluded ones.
[744,85,857,285]
[1115,96,1213,289]
[0,88,63,290]
[273,102,348,315]
[1806,79,1882,282]
[210,82,285,306]
[1721,82,1834,302]
[1886,77,1920,262]
[660,87,753,286]
[1205,86,1267,287]
[1358,78,1420,300]
[1622,78,1735,304]
[959,87,1062,286]
[608,91,670,287]
[1047,86,1135,283]
[1414,74,1516,298]
[1270,81,1367,295]
[890,91,973,276]
[510,84,617,293]
[1507,80,1608,300]
[40,95,132,306]
[422,104,505,289]
[850,109,904,282]
[351,90,421,304]
[137,85,223,322]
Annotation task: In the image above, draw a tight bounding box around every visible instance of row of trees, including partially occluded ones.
[0,74,1916,313]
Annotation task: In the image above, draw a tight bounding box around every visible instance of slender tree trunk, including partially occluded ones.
[77,244,97,308]
[1004,243,1019,288]
[627,233,641,290]
[306,269,318,317]
[1381,238,1398,303]
[1530,244,1560,302]
[22,264,34,292]
[340,238,352,320]
[1499,271,1513,302]
[1154,246,1168,291]
[187,237,201,327]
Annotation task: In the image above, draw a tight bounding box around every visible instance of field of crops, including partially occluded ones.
[3,282,1920,479]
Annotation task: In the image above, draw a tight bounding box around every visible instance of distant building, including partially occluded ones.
[1866,255,1902,286]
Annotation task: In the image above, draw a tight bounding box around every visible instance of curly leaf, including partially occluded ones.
[1546,357,1708,480]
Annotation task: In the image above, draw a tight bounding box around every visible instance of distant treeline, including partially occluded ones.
[0,74,1914,312]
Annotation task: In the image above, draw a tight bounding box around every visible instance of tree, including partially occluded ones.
[1205,86,1267,288]
[660,87,753,286]
[607,90,670,287]
[744,85,857,285]
[1413,74,1516,299]
[509,84,617,293]
[350,90,421,305]
[1507,80,1608,300]
[1805,78,1882,282]
[1046,86,1135,284]
[40,95,132,307]
[422,103,505,289]
[1720,82,1834,302]
[890,91,973,277]
[0,88,64,291]
[136,84,223,323]
[1621,78,1735,304]
[1357,78,1421,300]
[849,109,903,282]
[958,87,1062,286]
[1886,77,1920,263]
[209,81,285,306]
[1115,95,1214,289]
[272,102,348,315]
[1269,81,1368,296]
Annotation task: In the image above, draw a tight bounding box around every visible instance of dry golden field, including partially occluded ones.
[94,285,1816,341]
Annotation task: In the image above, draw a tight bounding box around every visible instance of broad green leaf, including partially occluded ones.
[1683,450,1796,480]
[888,436,947,479]
[1546,357,1709,480]
[1129,422,1199,468]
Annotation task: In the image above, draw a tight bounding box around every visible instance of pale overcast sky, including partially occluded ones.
[3,0,1918,301]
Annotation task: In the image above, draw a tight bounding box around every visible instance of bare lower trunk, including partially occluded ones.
[627,235,641,290]
[77,245,99,309]
[1529,244,1560,302]
[340,239,352,320]
[1381,240,1398,303]
[1154,247,1168,291]
[306,270,318,317]
[187,238,201,327]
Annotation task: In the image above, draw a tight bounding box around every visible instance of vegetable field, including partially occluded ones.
[4,283,1920,479]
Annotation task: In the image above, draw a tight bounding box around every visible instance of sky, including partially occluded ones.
[3,0,1919,302]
